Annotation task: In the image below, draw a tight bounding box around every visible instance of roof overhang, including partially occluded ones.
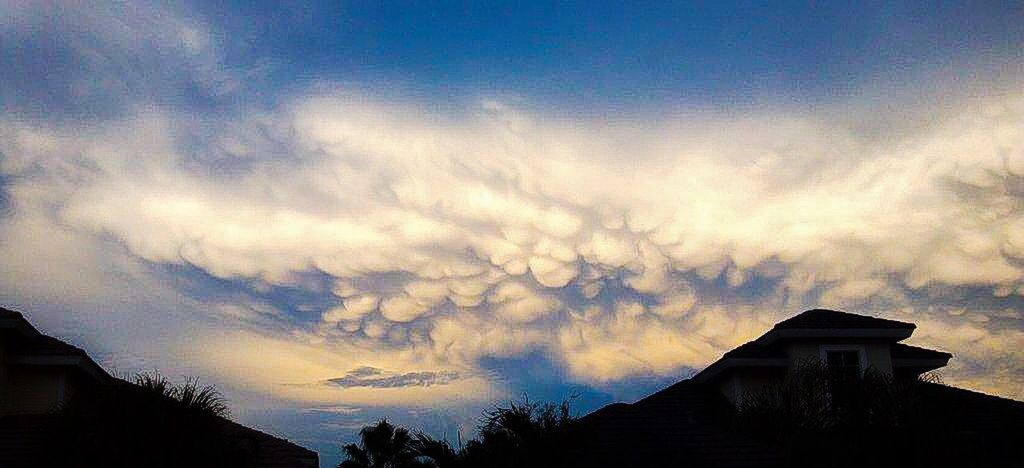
[692,357,789,383]
[755,328,913,346]
[892,357,951,373]
[7,354,112,381]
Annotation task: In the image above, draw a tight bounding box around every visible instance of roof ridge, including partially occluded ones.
[773,308,915,330]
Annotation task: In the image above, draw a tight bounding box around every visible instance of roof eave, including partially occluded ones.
[7,354,112,381]
[692,357,789,383]
[756,328,914,346]
[892,357,951,373]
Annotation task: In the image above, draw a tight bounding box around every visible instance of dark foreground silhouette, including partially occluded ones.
[0,307,318,468]
[29,371,318,468]
[340,367,1024,468]
[339,398,577,468]
[734,362,1021,468]
[37,372,249,468]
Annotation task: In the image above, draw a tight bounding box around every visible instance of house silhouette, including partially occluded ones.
[0,307,318,467]
[571,309,1024,468]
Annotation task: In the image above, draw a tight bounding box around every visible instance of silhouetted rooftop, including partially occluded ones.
[575,379,1024,468]
[891,343,953,360]
[220,419,319,467]
[722,340,785,359]
[573,380,784,467]
[16,334,89,356]
[773,309,914,330]
[0,306,319,467]
[2,307,87,355]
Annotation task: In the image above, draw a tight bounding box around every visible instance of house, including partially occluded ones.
[691,308,953,406]
[572,308,1024,468]
[0,307,319,467]
[0,307,111,418]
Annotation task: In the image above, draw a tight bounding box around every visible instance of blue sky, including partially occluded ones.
[2,2,1023,466]
[205,1,1022,104]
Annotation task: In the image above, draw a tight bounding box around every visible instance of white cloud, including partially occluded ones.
[1,40,1023,403]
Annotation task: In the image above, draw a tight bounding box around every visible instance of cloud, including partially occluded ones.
[302,405,362,415]
[0,0,1021,408]
[327,367,462,388]
[0,1,249,120]
[3,86,1023,401]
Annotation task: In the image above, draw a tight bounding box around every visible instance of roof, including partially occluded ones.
[572,309,1020,466]
[695,309,939,383]
[891,343,953,360]
[110,379,320,466]
[220,419,319,467]
[0,413,318,468]
[16,334,89,356]
[773,308,915,331]
[721,340,785,359]
[918,382,1024,431]
[573,379,1024,468]
[0,307,318,467]
[572,380,784,467]
[916,382,1024,465]
[0,307,24,320]
[1,306,111,380]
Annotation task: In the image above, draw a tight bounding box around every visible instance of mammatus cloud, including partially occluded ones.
[0,1,1021,410]
[3,87,1022,401]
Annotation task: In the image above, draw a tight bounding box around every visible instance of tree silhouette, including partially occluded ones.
[339,419,425,468]
[341,397,578,468]
[410,432,461,468]
[464,397,575,468]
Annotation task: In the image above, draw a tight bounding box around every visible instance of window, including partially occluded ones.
[827,350,860,374]
[820,347,865,408]
[819,346,866,375]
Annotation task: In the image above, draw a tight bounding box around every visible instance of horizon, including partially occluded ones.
[2,2,1022,466]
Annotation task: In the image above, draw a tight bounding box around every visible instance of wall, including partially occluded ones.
[720,368,787,407]
[717,339,899,407]
[717,374,741,406]
[6,366,74,414]
[786,340,894,375]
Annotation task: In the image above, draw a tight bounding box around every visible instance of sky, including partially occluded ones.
[1,1,1023,465]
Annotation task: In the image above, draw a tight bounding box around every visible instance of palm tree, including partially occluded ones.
[341,397,579,468]
[411,432,461,468]
[462,397,577,468]
[339,419,424,468]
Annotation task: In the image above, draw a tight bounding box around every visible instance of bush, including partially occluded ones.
[737,360,949,468]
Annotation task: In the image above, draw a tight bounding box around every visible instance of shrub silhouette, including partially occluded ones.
[736,360,952,468]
